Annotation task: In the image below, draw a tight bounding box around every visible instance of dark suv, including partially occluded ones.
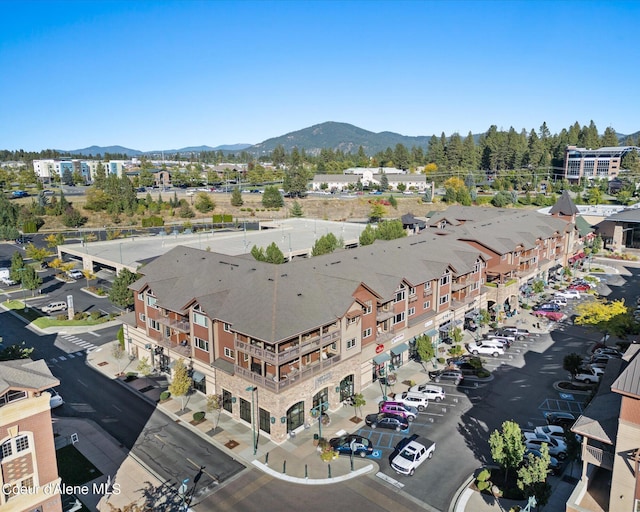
[365,413,410,432]
[533,303,561,312]
[545,412,576,431]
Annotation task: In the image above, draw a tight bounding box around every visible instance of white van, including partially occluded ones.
[41,302,68,314]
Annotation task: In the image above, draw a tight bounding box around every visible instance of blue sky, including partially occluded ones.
[1,0,638,152]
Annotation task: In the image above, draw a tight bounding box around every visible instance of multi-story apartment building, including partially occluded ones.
[563,145,640,184]
[0,359,63,512]
[123,206,575,444]
[33,158,128,183]
[567,345,640,512]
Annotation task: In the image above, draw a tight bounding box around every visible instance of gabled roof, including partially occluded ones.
[0,359,59,395]
[131,231,487,342]
[549,190,579,216]
[611,344,640,398]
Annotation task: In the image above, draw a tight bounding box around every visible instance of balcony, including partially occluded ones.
[583,445,614,471]
[376,309,394,322]
[157,317,191,333]
[235,353,342,393]
[234,330,340,366]
[156,336,192,357]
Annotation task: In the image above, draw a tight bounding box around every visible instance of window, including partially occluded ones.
[239,398,251,423]
[193,312,208,327]
[363,300,372,314]
[347,316,358,325]
[470,282,479,291]
[346,338,356,350]
[148,319,160,331]
[409,286,416,296]
[0,390,27,407]
[363,328,372,338]
[424,282,431,291]
[139,313,146,322]
[1,440,12,458]
[395,288,406,303]
[146,295,157,307]
[15,435,29,452]
[137,293,143,300]
[473,261,481,273]
[165,326,171,338]
[394,312,405,324]
[223,323,232,333]
[194,337,209,351]
[440,272,450,286]
[408,307,415,316]
[439,294,449,305]
[224,347,235,359]
[423,301,431,309]
[501,254,507,260]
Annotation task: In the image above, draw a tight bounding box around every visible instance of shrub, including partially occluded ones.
[193,411,205,422]
[160,391,171,401]
[476,468,492,492]
[141,216,164,227]
[477,369,491,378]
[90,311,101,320]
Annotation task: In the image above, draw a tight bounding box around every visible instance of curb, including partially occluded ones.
[252,460,374,484]
[448,474,475,512]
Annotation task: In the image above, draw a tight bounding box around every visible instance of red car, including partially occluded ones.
[533,310,564,321]
[568,284,590,291]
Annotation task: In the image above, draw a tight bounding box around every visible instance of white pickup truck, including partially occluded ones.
[391,435,436,476]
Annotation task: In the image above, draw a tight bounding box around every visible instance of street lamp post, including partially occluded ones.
[245,386,258,455]
[310,401,329,440]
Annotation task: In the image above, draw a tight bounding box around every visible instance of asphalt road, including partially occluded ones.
[1,309,244,503]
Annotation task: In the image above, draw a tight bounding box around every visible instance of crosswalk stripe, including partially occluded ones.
[67,353,75,358]
[58,356,66,361]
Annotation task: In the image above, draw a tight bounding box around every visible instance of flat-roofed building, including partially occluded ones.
[563,145,640,183]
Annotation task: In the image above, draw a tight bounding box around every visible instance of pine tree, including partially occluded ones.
[289,200,304,217]
[231,187,243,206]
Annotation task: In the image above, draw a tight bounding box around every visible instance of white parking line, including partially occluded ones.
[76,379,88,388]
[89,331,101,337]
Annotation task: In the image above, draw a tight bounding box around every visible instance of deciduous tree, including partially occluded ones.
[489,420,525,484]
[168,358,191,411]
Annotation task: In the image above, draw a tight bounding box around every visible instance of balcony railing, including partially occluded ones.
[235,353,342,393]
[234,330,340,366]
[376,309,394,322]
[157,316,191,333]
[156,336,192,357]
[583,445,614,471]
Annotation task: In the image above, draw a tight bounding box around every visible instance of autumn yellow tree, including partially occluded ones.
[423,163,438,175]
[574,299,628,338]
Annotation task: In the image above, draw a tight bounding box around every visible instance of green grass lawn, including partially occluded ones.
[2,300,112,328]
[56,444,103,486]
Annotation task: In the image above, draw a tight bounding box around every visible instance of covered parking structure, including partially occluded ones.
[57,218,369,275]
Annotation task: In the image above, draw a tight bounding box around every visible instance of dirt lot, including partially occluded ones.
[37,192,447,231]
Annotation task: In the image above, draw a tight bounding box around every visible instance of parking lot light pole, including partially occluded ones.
[245,386,257,455]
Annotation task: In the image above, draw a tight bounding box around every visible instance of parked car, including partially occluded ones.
[466,340,505,357]
[545,411,576,431]
[47,388,64,408]
[568,283,590,292]
[379,401,418,422]
[67,269,84,279]
[390,437,436,476]
[483,335,513,349]
[427,368,463,385]
[365,412,410,432]
[534,425,580,444]
[523,449,561,475]
[532,310,564,321]
[41,301,68,314]
[532,303,561,312]
[408,383,446,402]
[396,391,429,412]
[329,434,374,458]
[524,432,567,459]
[485,329,516,343]
[550,297,568,307]
[495,326,531,341]
[573,367,602,383]
[555,289,581,299]
[11,190,28,198]
[592,347,622,358]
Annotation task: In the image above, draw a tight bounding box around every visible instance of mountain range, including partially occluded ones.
[65,122,640,158]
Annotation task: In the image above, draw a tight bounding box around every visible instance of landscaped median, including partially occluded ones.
[2,299,118,329]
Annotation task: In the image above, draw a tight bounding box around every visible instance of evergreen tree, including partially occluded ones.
[359,224,377,246]
[427,135,446,169]
[262,186,284,208]
[265,242,285,264]
[394,143,410,170]
[10,251,25,282]
[109,268,140,309]
[379,172,389,191]
[93,163,107,189]
[376,219,406,240]
[289,200,304,217]
[311,233,340,256]
[601,126,619,147]
[230,187,243,206]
